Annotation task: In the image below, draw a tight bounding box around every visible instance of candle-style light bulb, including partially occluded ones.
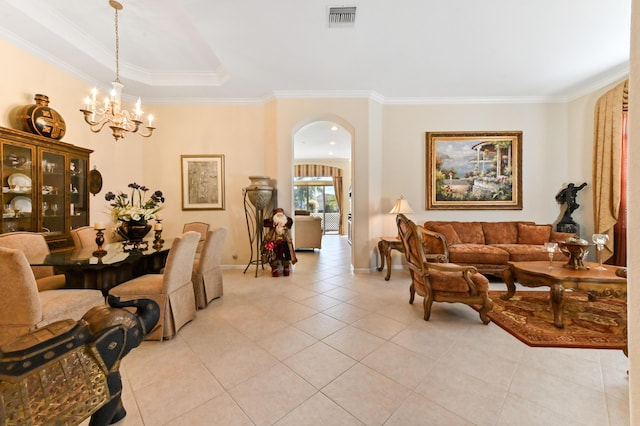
[135,98,142,118]
[148,114,154,127]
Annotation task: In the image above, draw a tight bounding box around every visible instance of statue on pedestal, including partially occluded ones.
[555,182,587,233]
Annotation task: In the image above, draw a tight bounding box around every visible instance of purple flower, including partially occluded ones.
[105,192,116,201]
[152,190,165,203]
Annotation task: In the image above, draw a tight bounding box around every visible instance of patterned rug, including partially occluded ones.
[484,291,627,350]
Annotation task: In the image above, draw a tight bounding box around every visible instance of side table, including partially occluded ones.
[377,236,405,281]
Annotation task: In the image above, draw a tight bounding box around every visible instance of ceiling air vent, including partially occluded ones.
[327,6,357,28]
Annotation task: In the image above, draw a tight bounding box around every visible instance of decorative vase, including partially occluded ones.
[557,240,592,270]
[246,176,273,209]
[117,221,152,242]
[18,94,66,140]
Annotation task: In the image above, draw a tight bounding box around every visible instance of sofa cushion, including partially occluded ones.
[430,224,462,245]
[448,244,509,265]
[428,268,489,294]
[482,222,519,244]
[517,223,552,245]
[491,244,565,262]
[449,222,485,244]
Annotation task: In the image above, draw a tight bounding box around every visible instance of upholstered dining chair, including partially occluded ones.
[108,231,200,341]
[0,247,105,346]
[183,222,210,257]
[70,225,98,249]
[395,214,493,324]
[192,228,227,309]
[0,231,66,291]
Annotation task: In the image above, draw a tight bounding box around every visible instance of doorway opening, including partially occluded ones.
[293,119,352,244]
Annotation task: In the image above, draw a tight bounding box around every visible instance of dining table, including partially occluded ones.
[26,236,174,295]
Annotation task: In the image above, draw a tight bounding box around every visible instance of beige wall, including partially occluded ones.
[0,37,627,270]
[380,102,571,233]
[142,104,266,263]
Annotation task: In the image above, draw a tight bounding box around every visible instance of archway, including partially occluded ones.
[292,119,353,250]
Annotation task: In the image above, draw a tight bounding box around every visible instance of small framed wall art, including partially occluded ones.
[180,154,225,210]
[425,131,523,210]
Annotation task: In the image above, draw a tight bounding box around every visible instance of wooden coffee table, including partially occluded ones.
[503,261,627,328]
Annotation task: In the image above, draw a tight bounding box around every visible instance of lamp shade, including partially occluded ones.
[389,196,414,214]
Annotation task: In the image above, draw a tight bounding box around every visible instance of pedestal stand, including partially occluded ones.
[243,178,274,277]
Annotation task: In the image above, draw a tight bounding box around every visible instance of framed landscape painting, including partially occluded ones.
[181,155,225,210]
[426,131,522,210]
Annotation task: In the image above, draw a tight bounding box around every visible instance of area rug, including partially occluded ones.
[482,291,627,350]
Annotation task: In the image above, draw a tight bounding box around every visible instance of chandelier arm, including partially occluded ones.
[89,120,111,134]
[80,109,100,126]
[136,127,156,138]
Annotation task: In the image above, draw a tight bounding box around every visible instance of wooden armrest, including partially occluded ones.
[425,254,447,263]
[424,262,479,274]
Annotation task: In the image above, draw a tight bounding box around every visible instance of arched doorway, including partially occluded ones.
[293,120,353,249]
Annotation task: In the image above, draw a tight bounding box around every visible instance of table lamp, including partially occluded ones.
[389,196,414,238]
[389,195,414,215]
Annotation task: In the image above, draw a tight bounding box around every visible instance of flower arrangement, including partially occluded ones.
[105,183,164,224]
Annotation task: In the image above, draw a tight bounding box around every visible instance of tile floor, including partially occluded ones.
[100,235,629,426]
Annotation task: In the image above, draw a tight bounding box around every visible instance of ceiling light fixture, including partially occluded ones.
[79,0,155,141]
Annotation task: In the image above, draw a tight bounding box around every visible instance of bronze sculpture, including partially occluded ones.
[555,182,587,233]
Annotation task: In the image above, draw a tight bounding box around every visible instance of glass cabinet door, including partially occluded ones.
[2,142,35,233]
[70,156,88,230]
[40,150,65,236]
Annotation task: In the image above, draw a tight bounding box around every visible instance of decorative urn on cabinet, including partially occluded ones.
[17,94,66,140]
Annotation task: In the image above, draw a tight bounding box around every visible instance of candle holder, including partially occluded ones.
[153,219,164,250]
[93,228,108,257]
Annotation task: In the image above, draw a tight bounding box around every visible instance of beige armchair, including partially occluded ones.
[192,228,227,309]
[183,222,209,257]
[108,231,200,340]
[396,214,493,324]
[294,215,322,250]
[0,231,66,291]
[0,247,105,346]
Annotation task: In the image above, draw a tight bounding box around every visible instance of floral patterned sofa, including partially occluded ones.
[421,221,575,277]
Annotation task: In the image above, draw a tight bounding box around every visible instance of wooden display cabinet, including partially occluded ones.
[1,127,92,249]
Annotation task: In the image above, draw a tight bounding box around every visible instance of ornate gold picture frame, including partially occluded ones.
[426,131,523,210]
[180,155,225,210]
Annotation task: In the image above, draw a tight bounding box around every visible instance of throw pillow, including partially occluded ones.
[430,223,462,245]
[517,223,552,245]
[482,222,518,244]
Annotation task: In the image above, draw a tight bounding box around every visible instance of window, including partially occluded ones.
[294,177,339,232]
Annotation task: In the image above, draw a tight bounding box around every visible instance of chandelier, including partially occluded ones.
[79,0,155,141]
